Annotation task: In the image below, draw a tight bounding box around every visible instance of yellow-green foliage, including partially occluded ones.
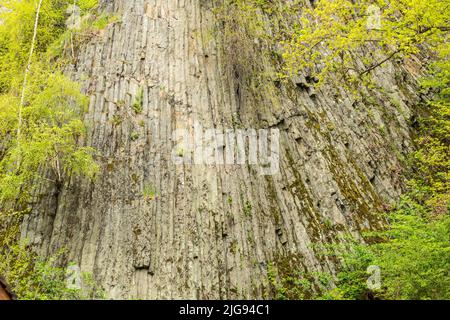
[408,84,449,216]
[267,259,334,300]
[47,9,121,64]
[215,0,449,87]
[143,183,159,201]
[282,0,449,85]
[0,0,98,92]
[227,0,450,300]
[91,13,121,30]
[213,0,269,82]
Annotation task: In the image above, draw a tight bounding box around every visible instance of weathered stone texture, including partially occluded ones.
[21,0,421,299]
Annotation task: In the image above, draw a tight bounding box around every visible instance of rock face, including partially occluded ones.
[21,0,421,299]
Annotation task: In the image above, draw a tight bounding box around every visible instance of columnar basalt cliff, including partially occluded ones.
[21,0,422,299]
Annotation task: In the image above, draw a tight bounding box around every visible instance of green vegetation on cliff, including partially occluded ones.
[0,0,448,300]
[224,0,448,300]
[0,0,100,299]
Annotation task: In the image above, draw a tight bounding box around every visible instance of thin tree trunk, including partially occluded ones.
[17,0,44,143]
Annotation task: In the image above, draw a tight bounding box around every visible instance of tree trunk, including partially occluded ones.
[17,0,44,144]
[21,0,420,299]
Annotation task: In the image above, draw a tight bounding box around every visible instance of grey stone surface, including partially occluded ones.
[21,0,422,299]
